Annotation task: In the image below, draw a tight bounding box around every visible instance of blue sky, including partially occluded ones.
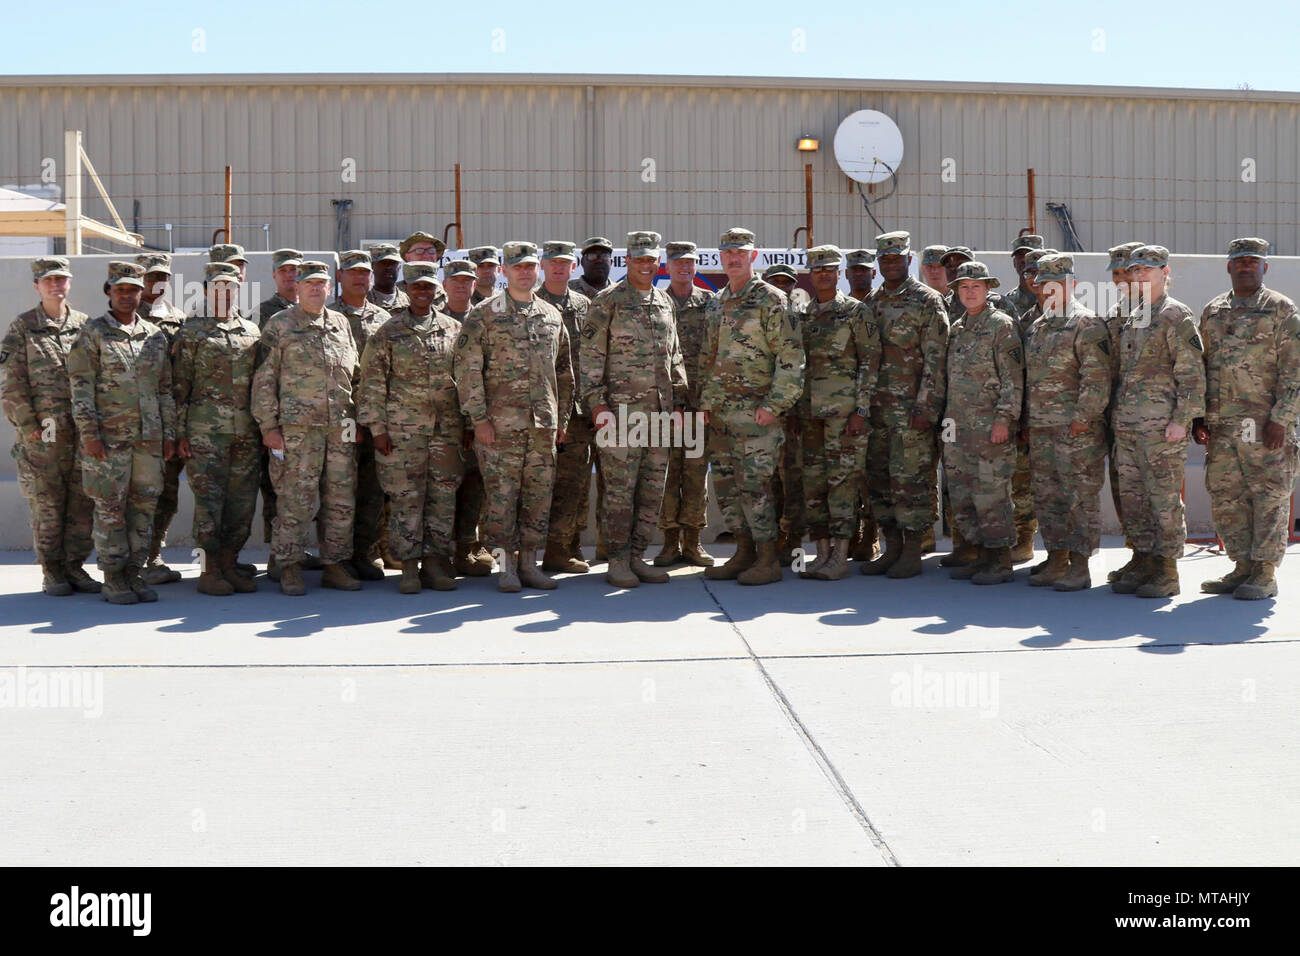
[6,0,1296,92]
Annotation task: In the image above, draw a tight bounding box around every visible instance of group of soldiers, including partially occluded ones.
[2,224,1296,605]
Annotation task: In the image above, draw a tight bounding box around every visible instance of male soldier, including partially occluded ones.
[943,262,1022,585]
[67,262,177,605]
[330,249,392,580]
[1194,237,1300,600]
[1021,255,1111,591]
[699,227,805,586]
[172,262,262,595]
[919,245,950,296]
[762,262,808,563]
[467,246,501,305]
[1102,241,1144,582]
[763,263,811,311]
[845,247,879,560]
[1004,237,1046,564]
[862,231,949,578]
[359,262,466,594]
[132,251,190,586]
[845,249,876,302]
[653,241,715,568]
[399,232,449,311]
[258,248,302,327]
[796,245,879,581]
[367,242,409,313]
[537,241,595,574]
[1110,245,1206,597]
[252,260,362,596]
[582,231,687,588]
[1004,235,1044,320]
[453,241,574,592]
[571,237,614,298]
[209,243,248,281]
[1,257,98,596]
[441,259,477,320]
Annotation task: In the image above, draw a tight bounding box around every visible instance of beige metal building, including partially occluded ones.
[2,71,1298,255]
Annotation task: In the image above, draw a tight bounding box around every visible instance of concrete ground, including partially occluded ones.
[1,537,1296,866]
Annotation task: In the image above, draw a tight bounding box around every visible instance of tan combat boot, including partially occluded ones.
[1052,552,1092,591]
[1233,561,1277,600]
[542,539,576,573]
[630,554,670,583]
[1135,555,1180,598]
[1201,560,1253,595]
[605,557,639,589]
[863,526,903,576]
[919,527,936,555]
[143,535,181,585]
[801,538,832,579]
[455,541,493,577]
[42,563,73,597]
[886,530,925,579]
[399,560,422,594]
[63,561,101,593]
[653,529,682,567]
[950,546,988,581]
[101,569,139,605]
[704,533,757,580]
[126,565,159,602]
[971,546,1015,585]
[1010,522,1037,563]
[321,562,362,591]
[1107,549,1142,584]
[197,554,234,596]
[517,550,557,590]
[220,548,257,593]
[811,539,852,581]
[279,562,306,596]
[497,551,521,593]
[738,540,783,586]
[680,528,714,567]
[420,554,458,591]
[1111,552,1153,594]
[776,533,797,568]
[941,524,981,568]
[1029,550,1071,587]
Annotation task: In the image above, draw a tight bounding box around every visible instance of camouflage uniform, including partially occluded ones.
[798,290,879,539]
[660,283,713,531]
[136,293,188,569]
[538,282,593,553]
[251,303,360,564]
[67,311,176,572]
[570,275,612,299]
[699,274,805,543]
[1003,285,1038,321]
[581,276,687,563]
[359,307,465,561]
[172,308,262,555]
[1200,284,1300,566]
[453,290,573,553]
[1,293,94,569]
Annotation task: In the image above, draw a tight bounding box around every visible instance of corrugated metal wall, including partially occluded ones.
[2,75,1296,255]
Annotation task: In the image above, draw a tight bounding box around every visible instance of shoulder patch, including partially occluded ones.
[1096,337,1110,356]
[1008,345,1023,365]
[0,350,8,364]
[581,322,598,340]
[456,332,468,349]
[1188,331,1204,351]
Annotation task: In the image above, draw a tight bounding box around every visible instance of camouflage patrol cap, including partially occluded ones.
[442,259,476,279]
[31,256,72,280]
[368,242,402,263]
[874,231,911,257]
[807,245,844,270]
[1024,248,1059,271]
[1128,245,1170,269]
[1106,242,1145,271]
[400,231,446,259]
[580,236,614,254]
[719,228,757,251]
[1011,234,1044,254]
[106,261,146,288]
[402,262,440,285]
[502,241,540,266]
[468,245,501,266]
[666,241,699,261]
[541,240,579,261]
[625,231,663,259]
[271,248,304,270]
[1035,254,1075,282]
[339,249,373,272]
[941,245,974,265]
[845,249,877,267]
[951,260,1000,289]
[204,261,242,285]
[920,245,949,266]
[135,252,172,275]
[1228,236,1270,259]
[296,260,332,282]
[762,263,798,281]
[208,243,247,264]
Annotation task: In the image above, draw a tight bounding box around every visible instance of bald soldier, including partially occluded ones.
[582,231,687,588]
[1194,237,1300,600]
[68,262,177,605]
[1,257,98,596]
[699,227,806,586]
[453,241,575,593]
[467,246,501,306]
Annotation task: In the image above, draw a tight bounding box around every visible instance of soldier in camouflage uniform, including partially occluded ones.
[654,241,715,568]
[795,246,879,581]
[258,248,301,327]
[1,257,98,596]
[1101,242,1144,582]
[1021,255,1112,591]
[368,242,410,314]
[398,232,449,313]
[699,227,805,586]
[1110,245,1206,598]
[997,237,1043,562]
[582,231,688,588]
[919,245,950,296]
[942,262,1022,585]
[1003,235,1044,320]
[252,260,363,596]
[453,241,574,593]
[571,237,614,299]
[209,243,248,280]
[863,232,949,578]
[468,246,501,306]
[68,262,177,605]
[330,249,392,580]
[845,249,876,303]
[844,248,879,560]
[761,262,808,563]
[359,262,467,594]
[763,263,811,311]
[172,262,262,596]
[1195,237,1300,600]
[441,259,494,577]
[537,241,595,574]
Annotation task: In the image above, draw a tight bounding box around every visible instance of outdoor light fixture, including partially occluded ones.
[796,135,820,152]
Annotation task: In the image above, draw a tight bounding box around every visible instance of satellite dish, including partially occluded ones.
[833,110,904,185]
